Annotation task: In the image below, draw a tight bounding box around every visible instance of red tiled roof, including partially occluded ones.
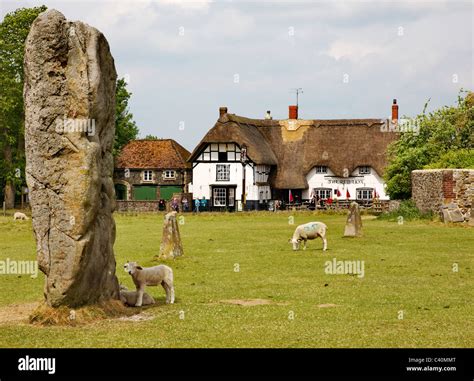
[116,139,191,169]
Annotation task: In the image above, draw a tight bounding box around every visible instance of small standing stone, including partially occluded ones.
[158,211,184,259]
[344,202,363,237]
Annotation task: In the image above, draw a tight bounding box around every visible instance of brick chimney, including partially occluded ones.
[391,99,398,121]
[289,105,298,119]
[219,106,228,118]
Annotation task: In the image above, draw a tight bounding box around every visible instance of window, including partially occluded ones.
[313,188,332,199]
[213,188,227,206]
[216,165,230,181]
[163,170,176,179]
[143,170,153,181]
[258,185,271,202]
[254,165,271,183]
[359,166,371,175]
[356,188,373,200]
[315,166,328,174]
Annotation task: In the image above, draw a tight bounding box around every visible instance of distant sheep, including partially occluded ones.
[13,212,29,221]
[124,261,175,307]
[289,222,328,251]
[119,285,155,306]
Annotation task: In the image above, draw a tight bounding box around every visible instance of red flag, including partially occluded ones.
[289,190,294,203]
[336,188,341,197]
[346,189,351,199]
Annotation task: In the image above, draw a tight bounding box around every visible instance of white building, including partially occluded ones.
[189,103,399,210]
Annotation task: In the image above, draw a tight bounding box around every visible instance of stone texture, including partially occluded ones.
[24,10,119,307]
[412,169,474,222]
[440,203,466,223]
[158,211,184,259]
[344,202,362,237]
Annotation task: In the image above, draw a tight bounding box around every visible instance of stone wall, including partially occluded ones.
[412,169,474,222]
[116,201,161,212]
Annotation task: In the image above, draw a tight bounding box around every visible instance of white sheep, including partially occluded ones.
[289,221,328,251]
[124,261,175,307]
[119,285,155,306]
[13,212,29,221]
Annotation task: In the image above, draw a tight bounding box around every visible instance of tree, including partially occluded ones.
[0,5,47,208]
[385,91,474,199]
[114,78,139,156]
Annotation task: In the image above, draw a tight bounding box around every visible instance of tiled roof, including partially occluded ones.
[116,139,191,169]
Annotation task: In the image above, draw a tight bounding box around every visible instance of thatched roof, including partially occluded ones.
[116,139,191,169]
[189,113,398,189]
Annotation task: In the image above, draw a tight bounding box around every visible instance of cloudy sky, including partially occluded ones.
[2,0,473,150]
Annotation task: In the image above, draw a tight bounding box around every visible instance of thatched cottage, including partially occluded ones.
[114,139,191,201]
[188,102,399,210]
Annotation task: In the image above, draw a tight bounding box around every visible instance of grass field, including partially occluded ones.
[0,211,473,348]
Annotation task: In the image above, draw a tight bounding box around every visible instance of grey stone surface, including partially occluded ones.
[344,202,363,237]
[24,9,119,307]
[440,203,467,223]
[158,211,184,259]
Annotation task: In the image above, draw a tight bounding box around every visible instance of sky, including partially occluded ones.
[1,0,473,151]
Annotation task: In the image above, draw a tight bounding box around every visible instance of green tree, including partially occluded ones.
[114,78,139,156]
[0,5,47,208]
[385,91,474,199]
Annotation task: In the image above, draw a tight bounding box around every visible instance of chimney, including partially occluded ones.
[219,106,228,118]
[265,110,272,120]
[391,99,398,121]
[289,105,298,119]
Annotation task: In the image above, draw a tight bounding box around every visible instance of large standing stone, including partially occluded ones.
[158,212,184,259]
[344,202,363,237]
[24,10,119,307]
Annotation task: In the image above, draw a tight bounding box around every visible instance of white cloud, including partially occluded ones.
[325,40,382,61]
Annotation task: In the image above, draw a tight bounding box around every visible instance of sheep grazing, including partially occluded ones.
[289,222,328,251]
[13,212,29,221]
[119,285,155,306]
[124,261,175,307]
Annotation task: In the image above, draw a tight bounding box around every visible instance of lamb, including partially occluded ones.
[13,212,29,221]
[124,261,175,307]
[119,285,155,306]
[289,221,328,251]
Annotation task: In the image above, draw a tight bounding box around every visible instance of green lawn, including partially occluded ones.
[0,211,473,348]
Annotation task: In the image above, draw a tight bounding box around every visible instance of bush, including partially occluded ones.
[377,200,433,221]
[424,149,474,169]
[384,91,474,199]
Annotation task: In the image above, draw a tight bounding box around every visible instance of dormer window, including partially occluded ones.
[315,166,327,174]
[163,170,176,179]
[143,170,153,181]
[359,166,371,175]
